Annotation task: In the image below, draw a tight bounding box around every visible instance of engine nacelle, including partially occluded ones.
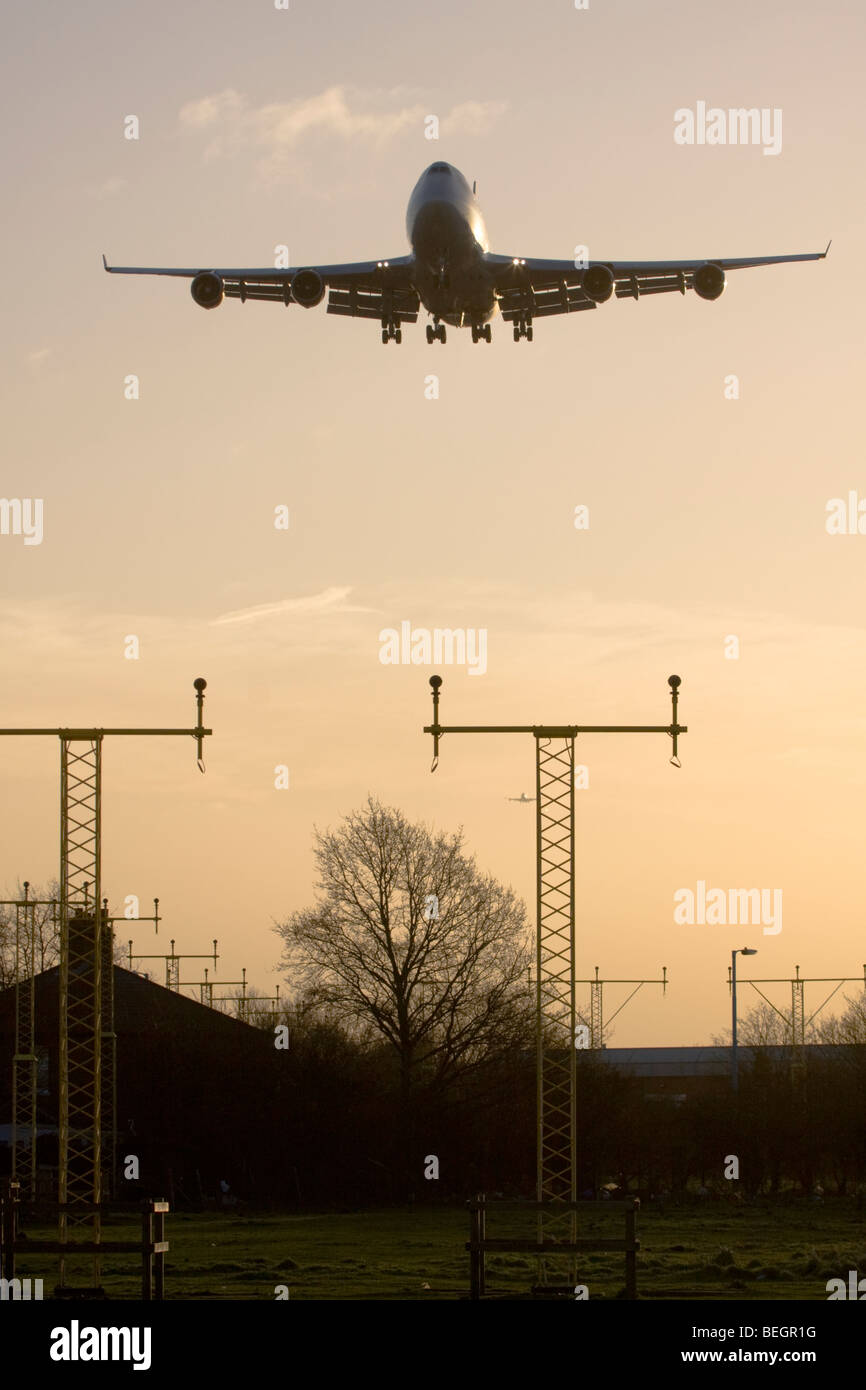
[291,268,325,308]
[581,264,615,303]
[190,271,224,309]
[693,262,726,301]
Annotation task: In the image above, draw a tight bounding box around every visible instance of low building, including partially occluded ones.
[0,966,292,1205]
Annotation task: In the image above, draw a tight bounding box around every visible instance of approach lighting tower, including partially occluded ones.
[0,678,211,1291]
[423,673,686,1282]
[579,965,668,1050]
[729,961,866,1082]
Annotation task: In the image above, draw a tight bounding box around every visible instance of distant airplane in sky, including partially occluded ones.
[104,162,829,344]
[506,793,536,804]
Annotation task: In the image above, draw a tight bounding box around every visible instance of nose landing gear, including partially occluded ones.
[512,316,534,342]
[381,320,402,344]
[471,323,492,344]
[426,322,447,344]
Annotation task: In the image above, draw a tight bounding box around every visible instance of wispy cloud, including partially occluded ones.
[178,88,245,131]
[178,86,507,179]
[440,101,507,137]
[211,586,373,627]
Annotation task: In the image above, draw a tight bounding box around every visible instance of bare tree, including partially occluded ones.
[274,798,531,1121]
[816,992,866,1045]
[712,1000,818,1048]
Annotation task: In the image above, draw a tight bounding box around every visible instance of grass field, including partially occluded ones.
[11,1200,866,1300]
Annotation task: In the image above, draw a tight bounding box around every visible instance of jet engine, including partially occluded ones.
[190,271,224,309]
[291,269,325,308]
[693,262,726,301]
[581,264,615,303]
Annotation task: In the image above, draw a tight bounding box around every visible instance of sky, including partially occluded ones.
[1,0,865,1044]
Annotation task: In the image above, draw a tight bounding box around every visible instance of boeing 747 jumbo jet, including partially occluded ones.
[104,162,829,344]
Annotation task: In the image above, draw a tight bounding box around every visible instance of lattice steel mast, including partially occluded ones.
[3,884,58,1200]
[0,678,211,1292]
[127,937,218,991]
[424,673,686,1280]
[98,897,161,1200]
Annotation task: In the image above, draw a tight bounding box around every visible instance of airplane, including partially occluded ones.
[506,793,536,804]
[103,162,830,345]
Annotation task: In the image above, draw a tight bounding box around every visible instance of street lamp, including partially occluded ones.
[731,947,758,1092]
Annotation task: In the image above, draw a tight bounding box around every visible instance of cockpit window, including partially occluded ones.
[429,162,450,173]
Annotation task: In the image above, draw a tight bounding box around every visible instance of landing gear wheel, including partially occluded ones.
[381,330,389,344]
[395,329,402,344]
[471,326,479,343]
[513,326,520,342]
[484,324,492,343]
[426,324,435,344]
[437,324,446,343]
[526,326,533,342]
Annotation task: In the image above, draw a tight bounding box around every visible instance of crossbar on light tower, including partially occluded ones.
[127,937,218,991]
[0,678,211,1293]
[194,966,247,1010]
[423,673,686,1287]
[578,965,668,1050]
[235,984,282,1028]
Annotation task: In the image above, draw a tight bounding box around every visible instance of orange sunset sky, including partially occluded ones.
[1,0,865,1044]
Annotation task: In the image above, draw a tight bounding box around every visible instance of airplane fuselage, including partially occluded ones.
[406,163,495,326]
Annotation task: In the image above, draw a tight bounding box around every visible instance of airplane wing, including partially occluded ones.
[483,245,830,321]
[102,253,420,322]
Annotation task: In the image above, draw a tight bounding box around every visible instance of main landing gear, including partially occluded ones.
[471,323,492,344]
[426,322,447,344]
[512,316,533,342]
[381,320,402,344]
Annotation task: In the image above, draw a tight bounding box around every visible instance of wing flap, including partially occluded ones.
[614,276,690,300]
[497,277,597,322]
[327,285,419,323]
[224,277,291,304]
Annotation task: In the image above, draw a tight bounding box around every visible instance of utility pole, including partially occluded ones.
[0,678,211,1292]
[423,672,686,1283]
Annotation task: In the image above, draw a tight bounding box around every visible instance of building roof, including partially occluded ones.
[594,1044,856,1078]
